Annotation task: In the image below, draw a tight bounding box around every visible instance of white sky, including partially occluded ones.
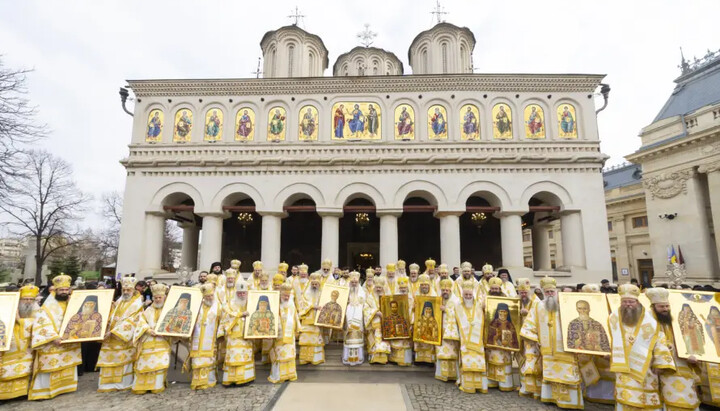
[1,0,719,229]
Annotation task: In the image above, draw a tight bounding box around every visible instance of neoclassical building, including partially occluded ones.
[627,49,720,285]
[117,22,611,284]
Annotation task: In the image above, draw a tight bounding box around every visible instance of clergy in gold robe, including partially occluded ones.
[218,277,255,385]
[250,261,263,289]
[414,273,436,364]
[343,271,366,365]
[608,284,675,410]
[520,276,583,409]
[434,264,451,297]
[268,284,300,383]
[485,277,516,391]
[647,287,701,411]
[0,285,39,400]
[453,261,479,299]
[97,276,145,392]
[249,272,271,291]
[363,269,376,296]
[454,280,488,393]
[408,264,421,297]
[699,361,720,408]
[132,283,172,394]
[298,273,325,365]
[29,274,82,400]
[435,279,460,382]
[516,279,541,400]
[575,283,615,404]
[497,268,517,298]
[478,263,494,296]
[389,276,413,366]
[318,258,335,287]
[384,263,399,295]
[187,284,220,390]
[364,276,392,364]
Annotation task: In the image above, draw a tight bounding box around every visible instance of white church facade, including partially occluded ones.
[116,22,611,284]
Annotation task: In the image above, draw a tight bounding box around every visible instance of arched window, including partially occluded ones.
[422,48,428,73]
[442,42,448,73]
[288,45,295,77]
[308,52,315,76]
[271,47,277,77]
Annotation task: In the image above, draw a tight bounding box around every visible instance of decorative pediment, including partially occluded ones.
[643,169,693,199]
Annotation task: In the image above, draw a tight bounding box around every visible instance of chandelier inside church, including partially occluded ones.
[355,212,370,227]
[237,212,253,228]
[471,212,487,228]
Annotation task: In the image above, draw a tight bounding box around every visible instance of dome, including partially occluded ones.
[408,22,475,75]
[333,46,403,76]
[260,25,329,78]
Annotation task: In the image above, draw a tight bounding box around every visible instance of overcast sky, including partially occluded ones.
[1,0,719,231]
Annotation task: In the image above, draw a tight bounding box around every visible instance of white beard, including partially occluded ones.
[463,298,474,308]
[18,302,37,318]
[121,293,133,301]
[309,289,320,300]
[280,300,288,309]
[300,278,308,284]
[233,297,247,307]
[153,302,164,309]
[544,295,558,312]
[203,299,213,307]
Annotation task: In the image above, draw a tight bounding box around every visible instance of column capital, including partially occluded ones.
[196,211,231,219]
[317,208,344,218]
[376,208,403,217]
[699,161,720,174]
[256,210,289,218]
[434,210,464,218]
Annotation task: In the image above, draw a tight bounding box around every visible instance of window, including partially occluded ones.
[442,43,448,73]
[611,257,618,282]
[632,216,648,228]
[523,232,531,242]
[288,45,295,77]
[608,221,613,231]
[548,230,554,239]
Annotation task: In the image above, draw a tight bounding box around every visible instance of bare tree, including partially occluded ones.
[0,58,46,193]
[0,150,89,284]
[162,220,182,269]
[97,191,122,263]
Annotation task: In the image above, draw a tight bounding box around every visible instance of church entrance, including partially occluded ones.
[221,198,261,269]
[281,198,321,272]
[339,198,379,271]
[398,197,440,266]
[460,196,501,269]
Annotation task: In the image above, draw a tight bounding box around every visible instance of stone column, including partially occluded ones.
[319,210,342,266]
[259,211,284,269]
[198,212,228,272]
[700,163,720,271]
[142,212,166,273]
[437,211,462,269]
[560,211,586,268]
[378,210,401,267]
[612,217,630,281]
[496,211,526,272]
[531,224,551,270]
[180,223,199,270]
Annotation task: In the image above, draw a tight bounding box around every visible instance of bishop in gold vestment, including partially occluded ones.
[187,284,220,390]
[268,284,300,383]
[0,285,39,400]
[389,276,414,366]
[435,279,460,382]
[97,277,145,392]
[516,279,541,400]
[454,280,488,393]
[364,277,391,364]
[343,272,366,365]
[29,275,82,400]
[298,273,325,365]
[520,276,583,409]
[485,277,516,392]
[132,284,173,394]
[414,274,436,363]
[609,284,675,410]
[218,277,255,385]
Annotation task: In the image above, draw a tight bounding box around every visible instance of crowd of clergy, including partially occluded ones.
[1,257,719,411]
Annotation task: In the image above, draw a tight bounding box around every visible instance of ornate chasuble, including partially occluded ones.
[454,299,486,373]
[520,301,580,386]
[453,277,478,299]
[501,281,517,298]
[31,296,82,373]
[436,295,460,360]
[0,315,34,399]
[97,293,145,368]
[271,303,300,363]
[218,302,253,366]
[189,301,220,369]
[344,288,366,347]
[658,322,700,410]
[133,305,171,374]
[363,294,391,354]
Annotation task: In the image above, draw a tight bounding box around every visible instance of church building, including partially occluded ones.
[116,20,611,284]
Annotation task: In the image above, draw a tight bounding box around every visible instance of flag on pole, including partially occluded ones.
[669,245,677,264]
[677,245,685,265]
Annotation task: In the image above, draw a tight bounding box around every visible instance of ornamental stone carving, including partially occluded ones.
[698,161,720,174]
[643,169,693,199]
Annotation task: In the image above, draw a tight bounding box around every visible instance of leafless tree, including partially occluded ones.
[162,220,182,269]
[97,191,122,263]
[0,58,46,193]
[0,150,89,284]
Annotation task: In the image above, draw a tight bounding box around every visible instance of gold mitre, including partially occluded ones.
[259,272,269,280]
[252,260,263,270]
[397,276,409,286]
[516,277,531,292]
[121,276,137,289]
[374,276,387,287]
[349,271,360,280]
[321,258,333,269]
[224,268,238,279]
[299,263,309,273]
[645,287,669,304]
[460,261,472,271]
[397,260,406,269]
[230,259,241,270]
[20,284,39,298]
[365,268,375,276]
[273,273,286,286]
[386,263,396,272]
[461,280,476,292]
[438,264,448,274]
[200,283,215,296]
[581,283,600,293]
[489,277,503,287]
[52,273,72,288]
[151,283,168,297]
[235,276,248,292]
[309,272,321,281]
[618,283,640,300]
[482,263,494,274]
[418,273,431,285]
[540,276,557,291]
[280,283,293,294]
[409,263,420,272]
[425,258,436,269]
[206,273,219,285]
[278,262,289,272]
[440,278,454,290]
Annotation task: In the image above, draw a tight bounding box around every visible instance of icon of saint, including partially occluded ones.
[62,295,103,340]
[487,302,519,349]
[247,295,276,337]
[158,293,193,335]
[566,300,610,352]
[317,290,343,327]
